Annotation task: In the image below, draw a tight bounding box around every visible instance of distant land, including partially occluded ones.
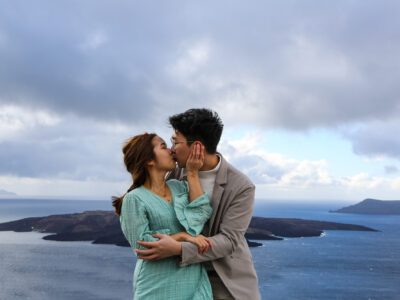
[0,189,17,197]
[0,211,378,248]
[331,198,400,215]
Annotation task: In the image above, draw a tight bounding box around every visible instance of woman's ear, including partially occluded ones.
[146,159,155,167]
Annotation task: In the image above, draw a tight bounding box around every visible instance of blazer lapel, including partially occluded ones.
[208,154,228,233]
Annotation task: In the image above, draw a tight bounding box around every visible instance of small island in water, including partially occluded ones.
[0,210,378,248]
[330,198,400,215]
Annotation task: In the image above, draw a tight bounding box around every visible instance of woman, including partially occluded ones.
[112,133,213,299]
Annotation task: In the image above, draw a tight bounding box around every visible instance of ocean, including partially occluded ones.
[0,199,399,300]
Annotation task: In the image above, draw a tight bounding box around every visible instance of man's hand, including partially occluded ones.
[136,233,182,261]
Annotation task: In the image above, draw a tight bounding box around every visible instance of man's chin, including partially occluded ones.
[177,162,186,168]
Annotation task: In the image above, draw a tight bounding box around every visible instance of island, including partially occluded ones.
[330,198,400,215]
[0,210,378,248]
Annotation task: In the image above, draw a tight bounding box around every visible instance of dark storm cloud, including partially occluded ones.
[1,0,400,128]
[0,116,128,180]
[344,120,400,160]
[1,0,400,185]
[0,1,165,123]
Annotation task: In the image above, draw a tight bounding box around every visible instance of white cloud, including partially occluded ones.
[0,175,128,199]
[0,105,60,141]
[168,39,211,84]
[220,133,333,188]
[79,31,108,51]
[221,132,400,201]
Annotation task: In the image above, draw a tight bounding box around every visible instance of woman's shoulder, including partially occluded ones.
[122,187,146,206]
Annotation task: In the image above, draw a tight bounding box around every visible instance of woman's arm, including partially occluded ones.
[186,143,205,202]
[120,193,170,251]
[170,232,213,254]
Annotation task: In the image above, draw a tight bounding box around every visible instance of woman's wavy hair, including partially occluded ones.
[112,133,156,216]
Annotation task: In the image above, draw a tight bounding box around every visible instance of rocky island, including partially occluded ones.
[0,210,378,248]
[331,198,400,215]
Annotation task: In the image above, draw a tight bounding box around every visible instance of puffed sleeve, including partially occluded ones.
[120,192,170,251]
[171,180,213,236]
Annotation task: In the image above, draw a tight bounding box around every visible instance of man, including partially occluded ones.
[136,108,261,300]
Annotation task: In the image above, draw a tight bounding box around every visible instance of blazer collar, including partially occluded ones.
[208,153,228,232]
[214,153,228,186]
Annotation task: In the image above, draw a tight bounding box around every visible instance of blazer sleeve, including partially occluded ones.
[120,192,170,252]
[179,184,255,266]
[171,180,213,236]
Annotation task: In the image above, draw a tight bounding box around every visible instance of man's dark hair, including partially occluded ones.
[169,108,223,154]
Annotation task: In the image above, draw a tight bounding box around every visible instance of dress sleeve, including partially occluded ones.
[120,192,170,251]
[172,180,213,236]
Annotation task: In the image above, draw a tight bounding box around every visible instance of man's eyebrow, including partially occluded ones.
[160,142,167,146]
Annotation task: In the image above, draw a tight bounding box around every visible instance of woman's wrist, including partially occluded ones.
[186,169,199,178]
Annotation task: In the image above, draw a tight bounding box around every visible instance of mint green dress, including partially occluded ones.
[120,179,213,300]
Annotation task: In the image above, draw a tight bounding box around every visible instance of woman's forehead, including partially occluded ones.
[152,135,166,146]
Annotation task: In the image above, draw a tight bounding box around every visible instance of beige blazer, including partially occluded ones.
[167,155,261,300]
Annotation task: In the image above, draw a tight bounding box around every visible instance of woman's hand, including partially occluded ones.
[187,234,213,254]
[186,142,205,173]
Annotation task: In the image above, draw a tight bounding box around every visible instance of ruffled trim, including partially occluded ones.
[173,192,213,236]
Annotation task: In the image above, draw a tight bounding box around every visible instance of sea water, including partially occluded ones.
[0,199,399,300]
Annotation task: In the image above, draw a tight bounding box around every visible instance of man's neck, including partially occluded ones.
[199,153,220,171]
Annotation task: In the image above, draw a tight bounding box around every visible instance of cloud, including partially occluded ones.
[219,133,333,187]
[220,133,400,200]
[343,120,400,160]
[0,175,126,199]
[0,105,60,141]
[385,165,399,174]
[0,108,134,181]
[1,1,400,199]
[0,1,399,130]
[79,31,108,51]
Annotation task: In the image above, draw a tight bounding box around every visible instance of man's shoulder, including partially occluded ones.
[221,157,254,190]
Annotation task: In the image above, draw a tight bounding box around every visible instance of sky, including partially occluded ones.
[1,0,400,203]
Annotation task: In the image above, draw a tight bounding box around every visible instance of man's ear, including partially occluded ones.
[189,141,200,151]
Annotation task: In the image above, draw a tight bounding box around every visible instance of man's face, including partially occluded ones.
[170,131,191,168]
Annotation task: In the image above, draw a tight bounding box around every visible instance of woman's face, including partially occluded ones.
[150,136,176,171]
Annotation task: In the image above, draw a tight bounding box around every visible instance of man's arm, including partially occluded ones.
[179,184,255,266]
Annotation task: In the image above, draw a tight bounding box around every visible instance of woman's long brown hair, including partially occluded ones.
[112,133,156,216]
